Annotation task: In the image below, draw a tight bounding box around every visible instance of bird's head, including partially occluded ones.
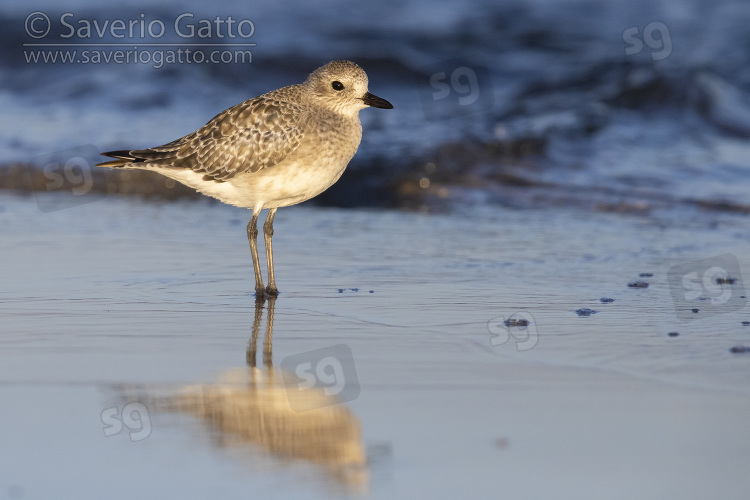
[304,60,393,116]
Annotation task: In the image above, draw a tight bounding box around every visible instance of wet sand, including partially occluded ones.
[1,192,749,499]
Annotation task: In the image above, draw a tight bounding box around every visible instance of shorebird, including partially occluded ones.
[98,60,393,298]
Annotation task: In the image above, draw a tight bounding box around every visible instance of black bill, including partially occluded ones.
[362,92,394,109]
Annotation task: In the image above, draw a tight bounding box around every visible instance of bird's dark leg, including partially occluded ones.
[263,208,279,296]
[247,210,266,298]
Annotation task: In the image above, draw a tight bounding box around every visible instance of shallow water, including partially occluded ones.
[1,194,749,499]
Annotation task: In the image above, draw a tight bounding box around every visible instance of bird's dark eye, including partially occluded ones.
[331,81,344,91]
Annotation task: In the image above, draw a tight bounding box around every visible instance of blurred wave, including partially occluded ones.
[1,0,749,212]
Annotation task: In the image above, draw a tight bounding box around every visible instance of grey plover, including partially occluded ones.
[98,60,393,298]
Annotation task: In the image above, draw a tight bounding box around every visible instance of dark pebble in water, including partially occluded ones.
[692,308,699,313]
[575,308,597,317]
[628,281,649,288]
[366,443,393,462]
[600,297,614,303]
[729,346,748,354]
[639,273,654,277]
[716,277,736,284]
[504,318,530,327]
[494,437,510,449]
[668,331,679,337]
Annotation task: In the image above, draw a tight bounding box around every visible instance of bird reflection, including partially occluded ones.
[247,296,274,369]
[158,296,368,490]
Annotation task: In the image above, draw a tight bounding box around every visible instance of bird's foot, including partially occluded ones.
[254,286,279,300]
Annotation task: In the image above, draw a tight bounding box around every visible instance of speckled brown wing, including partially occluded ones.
[127,94,309,181]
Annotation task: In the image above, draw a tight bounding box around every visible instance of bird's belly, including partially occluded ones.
[232,158,348,208]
